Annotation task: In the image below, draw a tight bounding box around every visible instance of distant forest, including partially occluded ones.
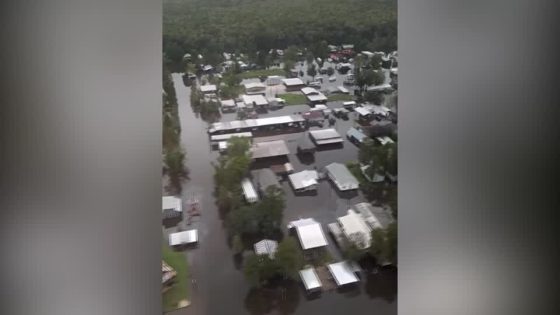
[163,0,397,71]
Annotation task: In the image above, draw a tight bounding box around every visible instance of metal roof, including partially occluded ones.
[209,115,304,133]
[282,78,304,86]
[169,230,198,246]
[220,99,236,107]
[299,268,322,291]
[288,218,328,250]
[327,261,359,286]
[337,209,372,249]
[210,132,252,142]
[251,168,280,191]
[241,178,259,203]
[301,87,319,95]
[353,202,394,230]
[250,140,289,159]
[355,106,371,117]
[162,196,182,213]
[200,84,217,93]
[288,170,318,191]
[309,128,342,141]
[254,239,278,259]
[325,163,359,191]
[242,94,268,106]
[346,127,367,143]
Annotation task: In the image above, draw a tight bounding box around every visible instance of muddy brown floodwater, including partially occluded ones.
[166,73,396,315]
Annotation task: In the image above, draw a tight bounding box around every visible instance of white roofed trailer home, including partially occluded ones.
[241,178,259,203]
[337,209,372,249]
[324,163,359,191]
[220,99,236,112]
[169,230,199,247]
[353,202,395,230]
[162,196,183,224]
[282,78,305,91]
[287,218,328,250]
[208,115,305,134]
[288,170,319,192]
[242,94,269,109]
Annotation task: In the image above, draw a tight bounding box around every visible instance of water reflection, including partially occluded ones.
[364,267,398,303]
[244,280,301,315]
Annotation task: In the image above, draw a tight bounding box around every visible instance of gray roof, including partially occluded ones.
[353,202,394,229]
[299,268,322,291]
[254,239,278,258]
[346,127,367,143]
[325,163,359,191]
[251,168,280,192]
[309,128,343,145]
[250,140,290,159]
[297,134,316,151]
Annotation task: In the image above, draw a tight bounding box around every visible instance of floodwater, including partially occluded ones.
[166,73,396,315]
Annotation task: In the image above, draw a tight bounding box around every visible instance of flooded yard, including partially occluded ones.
[166,73,396,315]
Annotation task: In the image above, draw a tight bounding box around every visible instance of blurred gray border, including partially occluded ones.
[1,1,558,315]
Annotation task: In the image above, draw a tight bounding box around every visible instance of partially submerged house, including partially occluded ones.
[251,168,281,195]
[200,84,217,94]
[353,202,395,230]
[287,218,328,251]
[250,140,290,160]
[301,87,327,105]
[324,163,359,191]
[220,99,237,112]
[327,261,360,287]
[346,127,368,145]
[288,170,319,192]
[309,129,343,146]
[169,229,199,247]
[242,94,269,110]
[162,196,182,225]
[296,133,316,154]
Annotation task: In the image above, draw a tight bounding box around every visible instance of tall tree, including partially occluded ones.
[275,237,304,280]
[307,64,317,80]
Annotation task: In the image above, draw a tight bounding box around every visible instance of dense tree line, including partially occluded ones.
[163,0,397,71]
[163,59,188,194]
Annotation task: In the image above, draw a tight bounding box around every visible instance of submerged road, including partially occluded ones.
[167,73,397,315]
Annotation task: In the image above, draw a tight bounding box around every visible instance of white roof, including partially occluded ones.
[162,196,182,213]
[282,78,304,86]
[367,83,392,92]
[250,140,289,159]
[361,51,375,57]
[338,209,372,249]
[169,230,198,246]
[288,218,328,250]
[241,178,259,203]
[343,101,356,106]
[355,106,371,117]
[376,136,394,145]
[327,261,359,286]
[337,86,349,93]
[309,104,328,111]
[288,170,318,190]
[325,163,359,191]
[254,239,278,258]
[309,129,343,145]
[210,132,252,142]
[307,93,328,103]
[244,82,266,90]
[301,87,319,95]
[200,84,217,93]
[242,94,268,106]
[365,104,391,116]
[220,99,236,107]
[299,268,322,291]
[209,115,304,133]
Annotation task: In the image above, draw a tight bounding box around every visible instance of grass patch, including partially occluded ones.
[277,93,308,106]
[162,244,189,312]
[328,94,355,102]
[238,69,285,79]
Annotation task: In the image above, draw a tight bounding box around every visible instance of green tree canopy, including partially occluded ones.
[275,237,304,279]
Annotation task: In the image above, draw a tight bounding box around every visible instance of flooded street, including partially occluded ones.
[167,73,396,315]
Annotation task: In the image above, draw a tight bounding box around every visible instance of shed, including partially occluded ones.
[299,267,322,292]
[324,163,359,191]
[288,218,328,250]
[288,170,319,192]
[327,261,360,287]
[254,239,278,259]
[244,82,267,95]
[309,129,343,145]
[250,140,289,159]
[283,78,305,91]
[241,178,259,203]
[169,230,199,246]
[220,99,236,112]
